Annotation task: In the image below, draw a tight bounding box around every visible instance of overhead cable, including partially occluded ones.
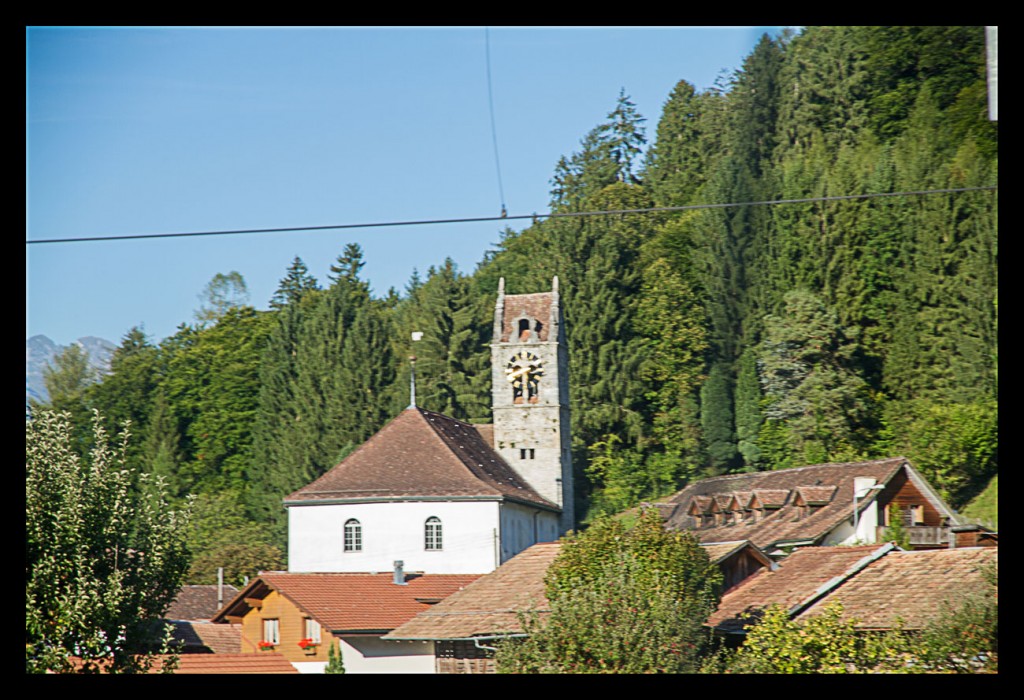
[25,185,997,246]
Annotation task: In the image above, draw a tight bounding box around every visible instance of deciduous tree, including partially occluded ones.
[26,410,192,673]
[496,508,721,673]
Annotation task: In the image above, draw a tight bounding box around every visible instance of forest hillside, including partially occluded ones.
[33,27,997,584]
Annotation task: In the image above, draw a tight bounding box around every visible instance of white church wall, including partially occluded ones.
[288,500,501,574]
[498,501,560,564]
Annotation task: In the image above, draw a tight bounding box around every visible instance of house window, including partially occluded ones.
[908,504,925,526]
[344,518,362,552]
[425,516,443,551]
[263,618,280,646]
[520,448,535,459]
[304,617,321,644]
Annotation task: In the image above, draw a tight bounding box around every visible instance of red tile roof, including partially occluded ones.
[285,407,556,510]
[150,653,298,674]
[215,572,481,633]
[661,458,955,549]
[385,542,562,640]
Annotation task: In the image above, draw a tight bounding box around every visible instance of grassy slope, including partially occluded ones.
[959,475,998,529]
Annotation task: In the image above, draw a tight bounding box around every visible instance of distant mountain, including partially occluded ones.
[26,335,116,410]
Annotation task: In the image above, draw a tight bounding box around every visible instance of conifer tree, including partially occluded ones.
[269,256,320,310]
[758,289,871,464]
[141,387,184,499]
[394,259,490,422]
[88,327,161,466]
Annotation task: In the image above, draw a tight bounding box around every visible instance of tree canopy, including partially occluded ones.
[26,410,192,673]
[495,508,722,673]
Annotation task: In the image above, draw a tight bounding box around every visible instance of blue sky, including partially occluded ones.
[27,26,788,347]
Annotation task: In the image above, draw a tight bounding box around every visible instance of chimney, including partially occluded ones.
[393,560,406,585]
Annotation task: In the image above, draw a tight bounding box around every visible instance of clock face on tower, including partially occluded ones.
[506,351,544,403]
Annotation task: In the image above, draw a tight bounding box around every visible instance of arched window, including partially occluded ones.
[344,518,362,552]
[425,516,442,551]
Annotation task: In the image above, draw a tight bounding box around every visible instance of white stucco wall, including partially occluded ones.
[340,636,435,674]
[287,500,502,574]
[822,500,881,546]
[499,501,560,564]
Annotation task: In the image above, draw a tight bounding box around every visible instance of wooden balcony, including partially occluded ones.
[876,526,949,546]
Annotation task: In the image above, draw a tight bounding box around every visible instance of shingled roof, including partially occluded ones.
[796,546,997,630]
[166,584,240,621]
[169,620,242,653]
[708,545,997,634]
[214,572,480,634]
[284,407,557,511]
[659,457,956,550]
[708,545,888,634]
[385,539,772,641]
[384,542,561,641]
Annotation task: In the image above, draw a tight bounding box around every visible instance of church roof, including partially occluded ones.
[284,407,559,511]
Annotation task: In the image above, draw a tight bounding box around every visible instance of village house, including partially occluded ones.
[707,544,997,637]
[211,569,479,673]
[656,457,963,556]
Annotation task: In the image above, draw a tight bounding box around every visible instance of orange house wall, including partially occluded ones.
[239,590,330,662]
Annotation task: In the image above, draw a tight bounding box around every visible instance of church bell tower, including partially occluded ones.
[491,277,574,533]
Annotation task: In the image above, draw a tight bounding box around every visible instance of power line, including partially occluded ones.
[25,186,997,246]
[485,27,507,218]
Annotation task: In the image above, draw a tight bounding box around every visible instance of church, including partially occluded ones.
[284,278,574,575]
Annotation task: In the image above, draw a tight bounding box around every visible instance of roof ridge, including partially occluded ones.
[698,457,906,485]
[418,408,557,509]
[413,409,505,498]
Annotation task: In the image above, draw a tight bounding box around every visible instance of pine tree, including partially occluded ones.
[550,91,647,210]
[700,362,737,475]
[141,387,184,499]
[734,347,764,470]
[645,80,712,207]
[395,259,490,422]
[758,289,871,464]
[88,327,161,466]
[269,256,320,310]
